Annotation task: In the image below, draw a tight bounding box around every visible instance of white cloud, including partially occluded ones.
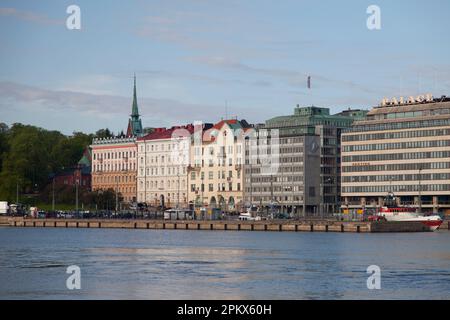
[0,81,266,132]
[0,7,63,26]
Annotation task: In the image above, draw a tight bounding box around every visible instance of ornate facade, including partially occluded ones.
[188,120,251,212]
[90,76,142,204]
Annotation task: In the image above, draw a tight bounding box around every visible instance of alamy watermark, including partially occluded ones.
[66,5,81,30]
[366,5,381,30]
[366,265,381,290]
[66,265,81,290]
[168,121,280,176]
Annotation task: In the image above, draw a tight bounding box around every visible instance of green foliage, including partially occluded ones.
[94,128,114,139]
[0,123,94,202]
[143,127,155,134]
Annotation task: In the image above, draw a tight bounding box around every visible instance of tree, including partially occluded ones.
[143,127,155,134]
[94,128,114,139]
[0,123,93,202]
[0,123,9,172]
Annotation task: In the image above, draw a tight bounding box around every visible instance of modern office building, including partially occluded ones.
[341,94,450,214]
[253,105,364,214]
[136,125,194,207]
[243,125,321,216]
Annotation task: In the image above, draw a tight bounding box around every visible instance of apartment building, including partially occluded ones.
[188,119,251,212]
[91,137,137,203]
[136,125,194,208]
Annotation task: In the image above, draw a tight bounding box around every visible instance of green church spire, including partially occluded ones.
[131,73,139,117]
[127,73,143,137]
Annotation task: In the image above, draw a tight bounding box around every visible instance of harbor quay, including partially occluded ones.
[2,216,446,233]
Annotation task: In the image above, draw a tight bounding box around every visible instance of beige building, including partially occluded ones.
[136,125,194,208]
[90,75,143,206]
[91,137,138,203]
[341,95,450,214]
[188,120,251,212]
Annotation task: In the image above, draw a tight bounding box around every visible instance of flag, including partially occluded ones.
[307,76,311,89]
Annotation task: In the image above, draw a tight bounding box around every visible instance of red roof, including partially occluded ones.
[138,124,195,141]
[212,119,238,130]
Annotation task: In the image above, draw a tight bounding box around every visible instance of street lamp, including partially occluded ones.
[52,176,55,212]
[115,176,119,214]
[418,166,422,213]
[75,179,79,213]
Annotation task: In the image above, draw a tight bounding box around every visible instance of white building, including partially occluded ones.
[188,119,251,212]
[137,125,194,208]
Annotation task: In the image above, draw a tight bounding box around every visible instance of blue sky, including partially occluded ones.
[1,0,449,134]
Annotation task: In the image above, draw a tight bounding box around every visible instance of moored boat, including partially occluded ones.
[376,192,443,231]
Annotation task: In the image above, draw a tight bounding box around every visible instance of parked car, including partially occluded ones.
[37,210,47,219]
[274,212,290,219]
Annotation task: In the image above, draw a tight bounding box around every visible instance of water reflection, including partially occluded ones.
[0,228,449,299]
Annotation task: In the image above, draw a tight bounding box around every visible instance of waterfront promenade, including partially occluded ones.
[2,216,446,233]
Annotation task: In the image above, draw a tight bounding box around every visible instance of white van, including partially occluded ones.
[0,201,9,215]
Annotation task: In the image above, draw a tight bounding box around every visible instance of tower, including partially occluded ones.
[126,74,143,137]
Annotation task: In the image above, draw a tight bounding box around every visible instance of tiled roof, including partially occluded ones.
[138,124,195,141]
[203,119,252,142]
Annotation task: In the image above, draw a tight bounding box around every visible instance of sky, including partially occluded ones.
[0,0,449,135]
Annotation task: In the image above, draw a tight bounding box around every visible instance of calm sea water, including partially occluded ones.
[0,227,450,300]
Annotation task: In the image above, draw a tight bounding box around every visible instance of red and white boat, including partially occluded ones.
[375,192,443,231]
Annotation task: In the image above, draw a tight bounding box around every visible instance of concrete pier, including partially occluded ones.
[2,217,441,233]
